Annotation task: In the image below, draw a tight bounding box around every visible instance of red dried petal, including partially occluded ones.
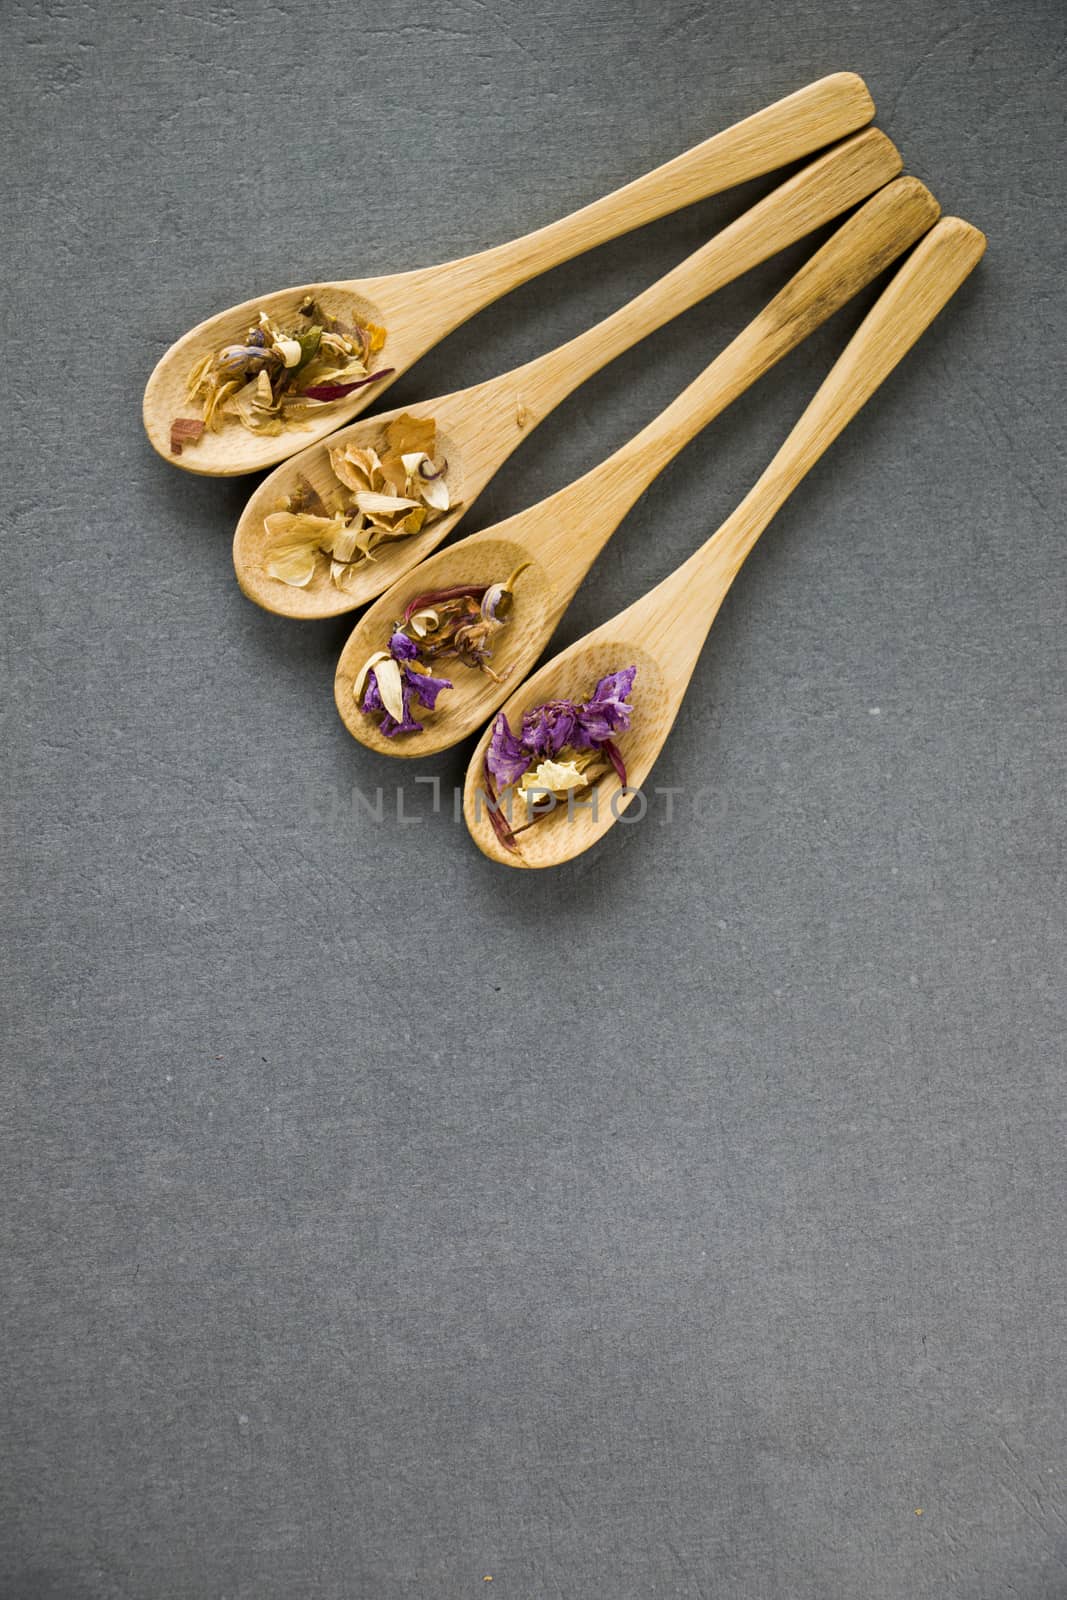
[170,417,205,455]
[299,368,395,402]
[403,584,489,624]
[481,759,519,854]
[601,739,628,788]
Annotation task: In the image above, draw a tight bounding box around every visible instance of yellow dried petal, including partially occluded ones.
[205,378,240,430]
[331,521,359,565]
[397,505,428,535]
[186,352,212,399]
[355,491,420,516]
[265,541,318,588]
[520,759,589,795]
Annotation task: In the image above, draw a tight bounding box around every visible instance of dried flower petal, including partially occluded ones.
[328,443,383,495]
[601,739,628,788]
[265,541,318,588]
[575,666,637,743]
[355,491,421,516]
[274,336,303,368]
[301,370,395,402]
[263,510,348,587]
[519,759,589,795]
[419,474,450,512]
[372,656,406,724]
[487,713,530,787]
[386,414,436,459]
[353,650,392,704]
[170,417,205,455]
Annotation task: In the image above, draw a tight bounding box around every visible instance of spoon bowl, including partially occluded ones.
[143,281,402,476]
[235,401,475,618]
[464,638,673,868]
[335,537,556,758]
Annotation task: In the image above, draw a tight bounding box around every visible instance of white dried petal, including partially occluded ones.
[372,656,405,723]
[419,474,450,512]
[408,609,438,638]
[353,650,392,704]
[275,336,303,368]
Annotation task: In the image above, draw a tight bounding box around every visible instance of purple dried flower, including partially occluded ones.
[575,665,637,744]
[486,713,531,787]
[601,739,628,788]
[388,629,418,662]
[520,700,579,758]
[362,634,452,737]
[483,666,637,791]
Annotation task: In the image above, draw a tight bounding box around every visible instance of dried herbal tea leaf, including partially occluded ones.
[480,667,637,841]
[519,759,589,795]
[175,303,390,449]
[170,417,205,455]
[353,566,529,738]
[357,630,453,736]
[263,510,349,588]
[355,491,421,516]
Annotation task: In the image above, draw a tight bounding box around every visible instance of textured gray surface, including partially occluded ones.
[2,0,1065,1596]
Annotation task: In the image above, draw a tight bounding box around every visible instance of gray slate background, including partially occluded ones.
[2,0,1065,1595]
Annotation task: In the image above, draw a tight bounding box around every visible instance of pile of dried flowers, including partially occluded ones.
[481,667,636,850]
[264,414,456,592]
[354,563,529,735]
[170,298,390,455]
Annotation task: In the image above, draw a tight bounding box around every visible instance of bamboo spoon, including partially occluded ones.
[144,73,875,477]
[235,130,901,619]
[335,176,940,758]
[463,216,986,868]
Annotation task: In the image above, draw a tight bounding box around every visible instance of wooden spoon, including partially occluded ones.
[144,73,875,477]
[462,217,986,868]
[335,177,940,757]
[235,129,900,618]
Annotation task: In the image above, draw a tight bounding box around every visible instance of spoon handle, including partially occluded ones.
[536,174,941,585]
[508,129,900,421]
[664,216,987,631]
[431,74,874,315]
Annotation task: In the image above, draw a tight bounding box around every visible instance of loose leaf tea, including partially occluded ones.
[266,416,460,592]
[481,667,637,851]
[172,299,390,452]
[355,564,529,736]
